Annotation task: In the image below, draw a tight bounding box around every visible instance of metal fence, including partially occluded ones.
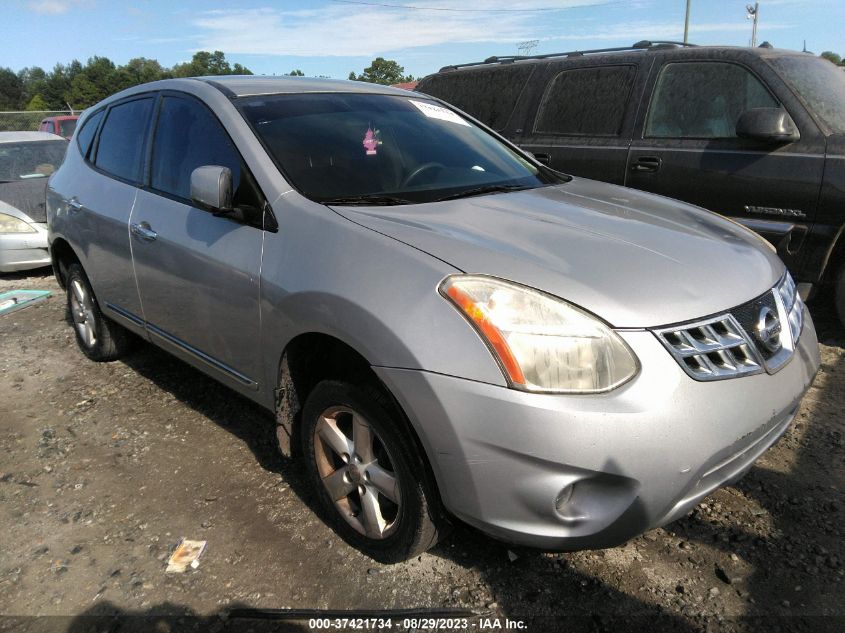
[0,110,76,132]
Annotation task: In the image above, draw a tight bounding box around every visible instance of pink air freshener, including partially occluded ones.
[363,126,378,156]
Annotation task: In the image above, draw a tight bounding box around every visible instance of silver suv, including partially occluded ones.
[47,77,820,562]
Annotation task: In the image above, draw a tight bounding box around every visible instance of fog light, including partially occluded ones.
[555,485,574,513]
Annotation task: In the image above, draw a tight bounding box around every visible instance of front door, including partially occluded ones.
[129,93,265,392]
[626,58,825,277]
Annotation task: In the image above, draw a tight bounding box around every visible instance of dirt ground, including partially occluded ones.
[1,268,843,633]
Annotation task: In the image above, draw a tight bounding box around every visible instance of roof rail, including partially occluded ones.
[437,40,697,72]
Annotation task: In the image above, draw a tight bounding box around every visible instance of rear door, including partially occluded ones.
[516,56,649,184]
[626,55,826,274]
[129,92,266,392]
[71,97,154,322]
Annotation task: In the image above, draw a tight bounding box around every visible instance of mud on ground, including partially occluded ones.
[1,269,843,632]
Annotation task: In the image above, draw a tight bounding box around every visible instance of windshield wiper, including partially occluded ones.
[321,194,414,206]
[434,184,530,202]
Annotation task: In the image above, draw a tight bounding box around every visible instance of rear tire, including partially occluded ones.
[66,263,130,362]
[300,380,444,563]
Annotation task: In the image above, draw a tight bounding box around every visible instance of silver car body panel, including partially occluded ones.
[47,76,821,550]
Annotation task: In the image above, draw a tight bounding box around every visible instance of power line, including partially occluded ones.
[329,0,581,12]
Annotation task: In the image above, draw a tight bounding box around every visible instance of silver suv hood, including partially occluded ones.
[334,178,784,328]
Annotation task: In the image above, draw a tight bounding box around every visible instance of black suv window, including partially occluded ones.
[645,62,778,139]
[94,98,154,182]
[76,109,103,158]
[151,95,242,201]
[535,65,636,136]
[418,65,534,131]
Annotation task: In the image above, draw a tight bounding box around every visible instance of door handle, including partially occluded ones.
[130,222,158,242]
[68,197,83,213]
[630,156,662,173]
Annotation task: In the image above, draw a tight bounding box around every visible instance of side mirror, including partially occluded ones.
[190,165,233,213]
[736,108,800,144]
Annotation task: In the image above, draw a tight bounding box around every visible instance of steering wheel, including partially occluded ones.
[401,162,445,188]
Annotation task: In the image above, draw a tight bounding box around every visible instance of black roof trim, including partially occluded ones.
[437,40,697,72]
[197,78,238,99]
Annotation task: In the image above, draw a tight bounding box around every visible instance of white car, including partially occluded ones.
[0,131,68,272]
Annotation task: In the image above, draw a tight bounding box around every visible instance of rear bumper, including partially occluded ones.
[0,223,49,272]
[376,308,820,550]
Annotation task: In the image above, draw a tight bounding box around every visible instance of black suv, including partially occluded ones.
[416,41,845,325]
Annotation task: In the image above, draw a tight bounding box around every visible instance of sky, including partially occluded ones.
[2,0,843,79]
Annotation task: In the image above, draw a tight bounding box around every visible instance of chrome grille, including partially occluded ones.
[654,273,804,382]
[655,314,763,381]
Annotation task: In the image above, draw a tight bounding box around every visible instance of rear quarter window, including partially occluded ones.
[75,110,104,158]
[418,65,534,131]
[534,65,636,136]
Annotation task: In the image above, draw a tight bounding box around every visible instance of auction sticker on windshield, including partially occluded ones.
[409,99,470,127]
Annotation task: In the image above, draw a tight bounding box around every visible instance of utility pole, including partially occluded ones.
[746,2,759,47]
[683,0,692,44]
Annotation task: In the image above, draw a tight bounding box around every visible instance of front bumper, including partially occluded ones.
[0,223,50,273]
[375,308,820,550]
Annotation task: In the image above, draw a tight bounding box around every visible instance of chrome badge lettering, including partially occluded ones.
[744,205,806,219]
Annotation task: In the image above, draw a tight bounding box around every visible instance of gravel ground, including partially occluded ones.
[0,268,843,633]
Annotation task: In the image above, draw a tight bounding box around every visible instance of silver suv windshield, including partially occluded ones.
[238,93,567,205]
[767,55,845,133]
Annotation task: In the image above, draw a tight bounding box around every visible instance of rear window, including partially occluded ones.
[768,55,845,133]
[534,65,636,136]
[59,119,77,138]
[76,110,103,158]
[417,65,534,131]
[95,98,154,183]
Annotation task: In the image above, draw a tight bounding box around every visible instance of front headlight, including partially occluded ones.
[0,213,36,234]
[440,275,639,393]
[777,271,803,344]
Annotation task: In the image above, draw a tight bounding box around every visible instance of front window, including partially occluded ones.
[0,140,68,182]
[238,93,566,205]
[645,62,778,139]
[767,55,845,133]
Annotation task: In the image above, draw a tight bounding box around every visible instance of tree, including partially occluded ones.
[820,51,842,65]
[286,69,305,76]
[0,68,23,110]
[172,51,252,78]
[25,94,49,111]
[0,51,252,111]
[348,57,413,85]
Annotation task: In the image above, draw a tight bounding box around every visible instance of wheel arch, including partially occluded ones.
[274,331,446,516]
[49,237,81,289]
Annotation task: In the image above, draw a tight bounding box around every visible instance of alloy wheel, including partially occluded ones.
[313,406,401,539]
[69,278,97,348]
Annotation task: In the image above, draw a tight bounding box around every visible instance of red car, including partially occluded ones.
[38,115,79,139]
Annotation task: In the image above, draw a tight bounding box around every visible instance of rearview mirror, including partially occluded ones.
[736,108,800,144]
[190,165,233,212]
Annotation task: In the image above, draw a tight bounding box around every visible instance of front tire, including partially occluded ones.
[66,263,130,362]
[300,380,443,562]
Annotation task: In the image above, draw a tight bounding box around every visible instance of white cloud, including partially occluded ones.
[189,1,790,60]
[190,1,617,58]
[27,0,69,14]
